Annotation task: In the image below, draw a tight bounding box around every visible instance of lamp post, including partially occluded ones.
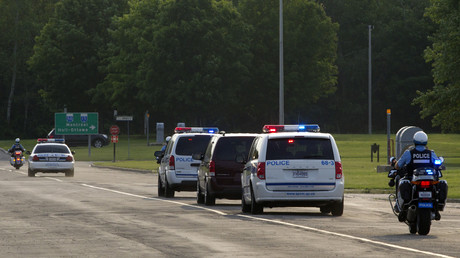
[279,0,284,125]
[368,25,373,134]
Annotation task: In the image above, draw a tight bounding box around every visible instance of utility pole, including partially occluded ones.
[279,0,284,125]
[368,25,373,134]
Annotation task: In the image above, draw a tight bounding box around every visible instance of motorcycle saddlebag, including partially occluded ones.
[399,180,412,203]
[438,180,448,210]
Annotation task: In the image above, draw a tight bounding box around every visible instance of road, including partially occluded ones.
[0,154,459,257]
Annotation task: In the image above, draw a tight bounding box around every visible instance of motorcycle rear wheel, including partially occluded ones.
[417,209,431,235]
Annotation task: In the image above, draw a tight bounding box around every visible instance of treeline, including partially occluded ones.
[1,0,459,138]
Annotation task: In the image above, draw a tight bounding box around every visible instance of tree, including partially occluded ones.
[96,0,253,131]
[238,0,338,130]
[0,0,57,138]
[318,0,434,133]
[413,0,460,132]
[29,0,128,113]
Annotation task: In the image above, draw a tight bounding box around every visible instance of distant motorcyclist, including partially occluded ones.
[156,136,171,164]
[393,131,445,220]
[8,138,25,156]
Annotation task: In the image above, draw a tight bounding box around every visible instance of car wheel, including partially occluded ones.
[250,184,263,214]
[197,180,204,204]
[65,169,74,177]
[93,139,103,148]
[157,173,165,197]
[204,180,215,206]
[241,188,251,213]
[28,168,35,177]
[331,198,344,216]
[164,176,175,198]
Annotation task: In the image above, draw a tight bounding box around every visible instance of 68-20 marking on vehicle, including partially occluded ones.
[321,160,334,166]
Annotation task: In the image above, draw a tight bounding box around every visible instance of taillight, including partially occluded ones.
[420,181,431,188]
[257,162,266,180]
[15,151,21,155]
[32,155,39,161]
[169,155,175,170]
[66,156,73,162]
[335,162,343,179]
[209,160,216,177]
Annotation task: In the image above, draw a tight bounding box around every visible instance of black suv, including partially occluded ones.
[194,133,257,205]
[47,129,109,148]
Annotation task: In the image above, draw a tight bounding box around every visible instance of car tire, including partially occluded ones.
[158,173,165,197]
[250,184,263,214]
[164,176,175,198]
[93,139,103,148]
[204,180,215,206]
[197,180,204,204]
[65,169,74,177]
[28,168,35,177]
[331,198,344,216]
[241,188,251,213]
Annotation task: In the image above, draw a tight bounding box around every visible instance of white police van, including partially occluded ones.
[155,127,218,198]
[240,125,344,215]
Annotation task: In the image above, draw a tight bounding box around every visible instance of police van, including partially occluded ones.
[240,125,344,215]
[155,127,218,198]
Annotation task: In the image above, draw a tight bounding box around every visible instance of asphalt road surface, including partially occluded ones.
[0,156,459,257]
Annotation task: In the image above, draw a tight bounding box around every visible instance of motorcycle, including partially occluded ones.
[9,150,25,170]
[388,157,447,235]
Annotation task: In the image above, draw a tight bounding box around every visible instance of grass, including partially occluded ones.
[2,134,459,198]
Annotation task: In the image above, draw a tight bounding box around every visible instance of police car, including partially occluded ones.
[27,138,75,177]
[154,127,218,198]
[240,125,344,215]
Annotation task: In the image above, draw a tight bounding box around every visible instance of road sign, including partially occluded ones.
[55,113,98,135]
[116,116,133,121]
[110,125,120,135]
[111,135,119,143]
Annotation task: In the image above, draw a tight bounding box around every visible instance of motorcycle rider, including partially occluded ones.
[156,136,171,164]
[393,131,446,220]
[8,138,25,156]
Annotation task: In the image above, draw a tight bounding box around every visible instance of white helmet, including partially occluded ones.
[413,131,428,146]
[165,136,171,142]
[15,138,20,143]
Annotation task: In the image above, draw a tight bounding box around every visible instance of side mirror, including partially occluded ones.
[236,154,247,164]
[26,151,31,155]
[192,153,203,160]
[71,151,76,155]
[154,151,164,158]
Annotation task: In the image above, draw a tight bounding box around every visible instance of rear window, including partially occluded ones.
[175,135,212,155]
[213,137,255,161]
[266,138,334,160]
[34,145,70,154]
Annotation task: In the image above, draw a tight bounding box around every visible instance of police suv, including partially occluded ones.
[155,127,218,198]
[27,138,75,177]
[240,125,344,215]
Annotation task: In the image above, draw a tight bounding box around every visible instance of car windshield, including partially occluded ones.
[34,145,70,154]
[175,135,212,155]
[266,138,333,160]
[213,137,255,161]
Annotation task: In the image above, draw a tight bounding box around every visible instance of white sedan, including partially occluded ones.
[27,139,75,177]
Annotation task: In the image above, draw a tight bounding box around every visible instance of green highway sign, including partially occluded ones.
[55,113,99,135]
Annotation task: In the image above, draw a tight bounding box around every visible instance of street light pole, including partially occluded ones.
[279,0,284,124]
[368,25,373,134]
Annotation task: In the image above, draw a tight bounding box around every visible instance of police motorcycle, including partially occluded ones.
[9,149,25,170]
[387,157,447,235]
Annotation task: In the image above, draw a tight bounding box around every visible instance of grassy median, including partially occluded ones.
[2,134,459,198]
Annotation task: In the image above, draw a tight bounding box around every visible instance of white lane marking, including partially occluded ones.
[44,177,63,182]
[78,183,454,258]
[238,214,454,258]
[81,184,226,215]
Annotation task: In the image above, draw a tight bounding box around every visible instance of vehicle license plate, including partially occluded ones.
[418,202,433,208]
[293,171,308,178]
[48,157,57,161]
[419,191,432,198]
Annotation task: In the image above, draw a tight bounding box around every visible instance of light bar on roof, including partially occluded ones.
[262,124,320,133]
[37,138,66,143]
[174,127,219,134]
